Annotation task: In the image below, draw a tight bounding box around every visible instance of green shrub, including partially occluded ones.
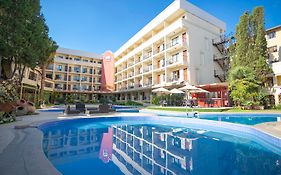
[274,104,281,110]
[125,100,143,106]
[152,96,160,105]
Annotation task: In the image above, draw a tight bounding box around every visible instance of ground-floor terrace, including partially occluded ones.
[113,83,230,107]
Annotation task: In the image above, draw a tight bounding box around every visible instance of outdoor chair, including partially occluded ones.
[88,104,111,114]
[75,102,86,113]
[65,105,80,114]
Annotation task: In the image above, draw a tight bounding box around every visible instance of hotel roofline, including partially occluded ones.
[57,47,102,59]
[114,0,226,57]
[266,25,281,32]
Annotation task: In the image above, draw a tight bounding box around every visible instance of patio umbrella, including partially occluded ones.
[189,88,210,93]
[152,87,170,106]
[152,87,170,94]
[179,83,199,91]
[169,88,185,94]
[179,83,200,99]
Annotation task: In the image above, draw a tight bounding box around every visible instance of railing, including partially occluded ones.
[144,82,152,87]
[135,84,142,88]
[45,82,53,88]
[166,55,186,66]
[143,53,152,60]
[128,85,135,89]
[154,63,165,69]
[153,46,165,55]
[169,77,179,82]
[143,66,152,73]
[128,72,134,77]
[128,62,134,67]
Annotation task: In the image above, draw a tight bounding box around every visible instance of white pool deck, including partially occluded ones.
[0,110,280,175]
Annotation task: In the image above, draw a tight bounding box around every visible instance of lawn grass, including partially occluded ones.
[146,106,281,113]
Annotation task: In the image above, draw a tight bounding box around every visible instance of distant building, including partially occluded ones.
[46,47,103,101]
[266,25,281,105]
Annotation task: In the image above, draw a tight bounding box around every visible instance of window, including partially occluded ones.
[267,31,276,39]
[47,64,53,70]
[268,46,277,53]
[82,67,87,73]
[74,58,81,61]
[74,66,80,73]
[81,76,87,82]
[171,53,179,63]
[46,74,52,79]
[73,75,80,81]
[56,65,62,71]
[55,74,61,80]
[172,36,179,46]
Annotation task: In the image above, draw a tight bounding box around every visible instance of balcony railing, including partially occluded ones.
[128,84,135,89]
[143,66,152,73]
[135,84,142,88]
[128,62,134,67]
[144,82,152,87]
[167,55,186,66]
[143,53,152,60]
[128,72,134,78]
[153,47,165,55]
[169,77,179,82]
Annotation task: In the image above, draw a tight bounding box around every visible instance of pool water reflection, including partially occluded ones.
[42,123,281,175]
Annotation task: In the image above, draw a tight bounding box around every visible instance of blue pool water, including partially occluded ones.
[152,111,281,125]
[40,117,281,175]
[200,115,280,125]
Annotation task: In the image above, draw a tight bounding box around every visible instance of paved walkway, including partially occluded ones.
[255,121,281,138]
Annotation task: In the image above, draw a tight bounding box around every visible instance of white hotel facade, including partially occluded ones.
[113,0,226,102]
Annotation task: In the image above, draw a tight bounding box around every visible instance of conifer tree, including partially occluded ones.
[231,12,250,68]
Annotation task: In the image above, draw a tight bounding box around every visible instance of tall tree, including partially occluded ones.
[229,6,272,107]
[231,12,250,68]
[0,0,57,83]
[251,7,272,84]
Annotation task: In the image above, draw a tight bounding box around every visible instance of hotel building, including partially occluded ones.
[113,0,227,103]
[46,47,103,100]
[266,25,281,105]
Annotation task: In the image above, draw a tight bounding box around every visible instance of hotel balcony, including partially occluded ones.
[128,61,134,67]
[143,65,153,74]
[143,81,153,87]
[128,84,135,89]
[128,72,134,78]
[166,55,187,69]
[54,57,102,67]
[135,84,143,88]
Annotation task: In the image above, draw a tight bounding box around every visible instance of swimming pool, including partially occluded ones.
[40,117,281,175]
[142,110,281,125]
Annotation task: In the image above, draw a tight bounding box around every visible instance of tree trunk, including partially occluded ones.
[0,56,2,80]
[40,64,46,105]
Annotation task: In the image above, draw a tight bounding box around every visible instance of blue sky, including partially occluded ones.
[41,0,281,54]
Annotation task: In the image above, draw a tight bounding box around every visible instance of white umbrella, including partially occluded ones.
[152,87,170,94]
[179,83,199,99]
[170,88,185,94]
[179,84,199,91]
[189,88,209,93]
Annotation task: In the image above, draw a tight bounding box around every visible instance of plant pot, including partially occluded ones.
[16,106,28,116]
[16,99,27,107]
[25,101,36,113]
